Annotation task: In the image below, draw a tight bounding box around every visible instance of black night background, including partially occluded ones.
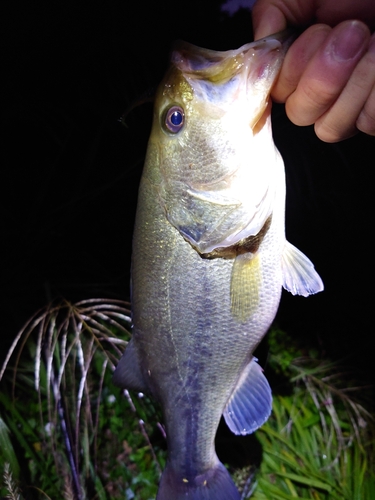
[2,0,373,416]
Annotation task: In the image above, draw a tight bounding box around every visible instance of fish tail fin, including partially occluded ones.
[157,461,240,500]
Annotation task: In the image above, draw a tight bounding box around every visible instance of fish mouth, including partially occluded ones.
[172,30,295,76]
[171,30,294,126]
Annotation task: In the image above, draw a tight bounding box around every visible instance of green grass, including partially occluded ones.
[0,302,373,499]
[246,330,375,500]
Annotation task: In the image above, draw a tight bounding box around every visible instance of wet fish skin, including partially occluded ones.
[114,31,323,500]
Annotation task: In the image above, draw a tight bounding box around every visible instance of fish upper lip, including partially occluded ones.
[169,31,295,115]
[171,30,295,81]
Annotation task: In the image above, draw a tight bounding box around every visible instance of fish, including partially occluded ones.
[113,31,324,500]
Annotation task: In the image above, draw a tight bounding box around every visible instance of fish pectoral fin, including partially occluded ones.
[281,241,324,297]
[223,357,272,435]
[112,339,149,393]
[230,253,261,323]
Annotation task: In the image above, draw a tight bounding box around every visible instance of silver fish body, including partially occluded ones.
[114,32,323,500]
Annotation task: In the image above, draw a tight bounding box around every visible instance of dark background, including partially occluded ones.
[2,1,373,390]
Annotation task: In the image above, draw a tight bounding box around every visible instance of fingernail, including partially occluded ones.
[328,21,368,61]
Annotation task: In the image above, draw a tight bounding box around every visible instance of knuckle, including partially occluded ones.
[314,122,345,143]
[314,108,358,143]
[356,85,375,135]
[302,80,338,109]
[357,106,375,135]
[286,81,337,127]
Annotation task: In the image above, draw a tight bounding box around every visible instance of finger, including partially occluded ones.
[356,35,375,136]
[285,21,371,127]
[357,85,375,136]
[252,0,375,40]
[252,3,288,40]
[272,24,331,103]
[315,33,375,141]
[252,0,315,40]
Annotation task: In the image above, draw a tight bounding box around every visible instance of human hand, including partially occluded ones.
[252,0,375,142]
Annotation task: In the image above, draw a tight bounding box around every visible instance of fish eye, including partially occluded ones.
[163,105,185,133]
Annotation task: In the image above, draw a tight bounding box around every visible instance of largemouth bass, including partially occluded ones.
[114,31,323,500]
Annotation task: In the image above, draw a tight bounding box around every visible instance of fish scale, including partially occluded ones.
[113,30,323,500]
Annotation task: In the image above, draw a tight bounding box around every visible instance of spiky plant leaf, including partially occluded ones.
[0,417,20,480]
[2,462,24,500]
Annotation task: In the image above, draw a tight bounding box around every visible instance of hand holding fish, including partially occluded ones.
[252,0,375,142]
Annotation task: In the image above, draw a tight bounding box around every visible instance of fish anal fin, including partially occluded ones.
[223,357,272,435]
[112,339,149,393]
[230,253,261,323]
[282,241,324,297]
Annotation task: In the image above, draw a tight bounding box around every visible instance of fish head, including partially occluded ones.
[149,32,293,254]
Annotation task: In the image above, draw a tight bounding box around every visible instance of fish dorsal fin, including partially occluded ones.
[113,339,149,393]
[281,241,324,297]
[230,253,261,323]
[223,357,272,435]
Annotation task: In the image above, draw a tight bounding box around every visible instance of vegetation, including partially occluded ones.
[249,329,375,499]
[0,301,373,499]
[0,299,165,499]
